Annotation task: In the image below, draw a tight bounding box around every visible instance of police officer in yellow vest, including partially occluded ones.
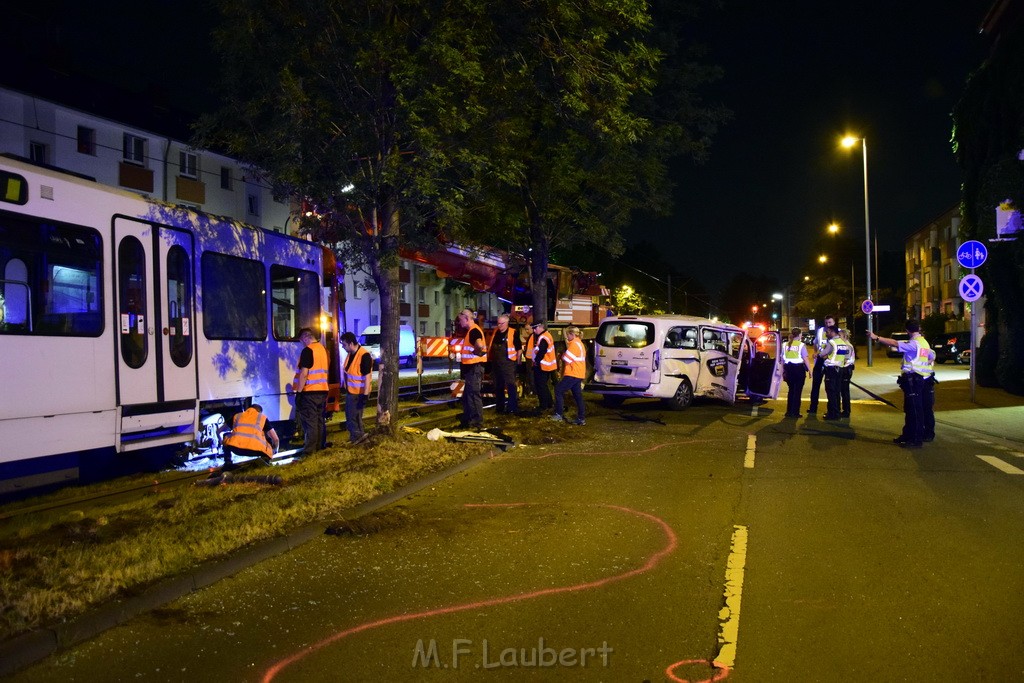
[552,326,587,425]
[221,404,279,470]
[870,320,936,448]
[456,308,487,429]
[341,331,373,445]
[782,327,812,418]
[818,325,850,421]
[293,327,329,454]
[839,328,856,418]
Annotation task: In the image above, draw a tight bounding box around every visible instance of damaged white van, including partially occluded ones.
[587,315,784,409]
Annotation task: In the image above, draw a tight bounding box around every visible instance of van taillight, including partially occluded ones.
[653,350,660,371]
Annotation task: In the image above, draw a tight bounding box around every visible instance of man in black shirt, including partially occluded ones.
[489,313,522,414]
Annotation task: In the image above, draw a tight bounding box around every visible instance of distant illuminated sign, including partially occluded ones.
[1,172,28,205]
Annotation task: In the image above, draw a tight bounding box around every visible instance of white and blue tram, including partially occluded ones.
[0,156,340,497]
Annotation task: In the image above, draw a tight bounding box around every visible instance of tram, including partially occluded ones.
[0,156,340,497]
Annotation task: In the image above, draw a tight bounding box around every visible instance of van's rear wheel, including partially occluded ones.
[664,378,693,411]
[601,395,626,408]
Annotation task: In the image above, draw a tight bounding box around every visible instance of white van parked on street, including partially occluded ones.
[358,325,416,366]
[587,315,784,409]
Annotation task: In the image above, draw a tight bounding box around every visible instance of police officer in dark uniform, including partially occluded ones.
[807,316,836,415]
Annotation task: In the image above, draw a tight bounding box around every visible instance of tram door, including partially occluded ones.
[113,217,198,408]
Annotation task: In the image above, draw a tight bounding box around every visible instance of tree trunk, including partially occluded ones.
[526,201,550,323]
[369,196,402,431]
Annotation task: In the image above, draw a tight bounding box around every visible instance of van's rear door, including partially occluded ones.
[746,331,784,399]
[593,320,659,388]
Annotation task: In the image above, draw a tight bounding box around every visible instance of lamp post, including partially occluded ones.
[827,222,856,330]
[841,135,874,367]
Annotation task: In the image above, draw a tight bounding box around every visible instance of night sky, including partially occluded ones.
[2,0,993,301]
[639,1,992,297]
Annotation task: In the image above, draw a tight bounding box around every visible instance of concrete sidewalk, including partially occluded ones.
[848,352,1024,445]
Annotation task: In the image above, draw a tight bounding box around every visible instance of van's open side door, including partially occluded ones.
[746,331,784,399]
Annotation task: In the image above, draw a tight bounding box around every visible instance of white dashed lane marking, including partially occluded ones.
[977,455,1024,475]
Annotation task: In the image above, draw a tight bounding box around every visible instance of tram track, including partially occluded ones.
[0,381,468,522]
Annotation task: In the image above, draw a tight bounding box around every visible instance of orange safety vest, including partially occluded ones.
[562,337,587,379]
[532,331,557,371]
[223,408,272,457]
[492,326,519,362]
[344,346,371,395]
[294,340,329,392]
[461,322,486,365]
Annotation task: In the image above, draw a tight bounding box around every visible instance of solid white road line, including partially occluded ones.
[977,455,1024,475]
[744,434,756,469]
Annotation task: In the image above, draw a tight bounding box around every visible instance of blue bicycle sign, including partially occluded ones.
[956,240,988,269]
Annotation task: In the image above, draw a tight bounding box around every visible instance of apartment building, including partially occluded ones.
[904,204,980,331]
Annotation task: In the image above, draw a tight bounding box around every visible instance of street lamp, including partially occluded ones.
[772,292,784,331]
[841,134,874,366]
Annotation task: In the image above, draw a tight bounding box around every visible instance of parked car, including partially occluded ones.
[932,331,971,365]
[886,332,910,358]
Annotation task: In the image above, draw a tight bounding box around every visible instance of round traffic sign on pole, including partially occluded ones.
[956,240,988,269]
[861,299,874,314]
[959,274,984,302]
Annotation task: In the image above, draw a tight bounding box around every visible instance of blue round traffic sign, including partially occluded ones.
[956,240,988,269]
[959,274,984,302]
[861,299,873,314]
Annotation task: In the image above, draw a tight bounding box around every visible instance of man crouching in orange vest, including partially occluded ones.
[221,404,280,470]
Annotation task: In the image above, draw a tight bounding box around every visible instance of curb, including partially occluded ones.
[0,448,495,677]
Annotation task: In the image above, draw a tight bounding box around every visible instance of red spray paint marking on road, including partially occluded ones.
[665,659,731,682]
[261,503,678,682]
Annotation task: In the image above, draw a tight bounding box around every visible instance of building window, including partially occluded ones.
[434,321,440,336]
[29,142,48,165]
[944,264,952,281]
[400,284,408,303]
[77,126,97,155]
[924,271,931,288]
[352,280,361,300]
[418,286,426,303]
[179,151,199,179]
[220,166,232,190]
[123,133,146,165]
[434,291,439,305]
[246,191,261,218]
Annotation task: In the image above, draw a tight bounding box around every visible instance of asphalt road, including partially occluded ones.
[12,373,1024,682]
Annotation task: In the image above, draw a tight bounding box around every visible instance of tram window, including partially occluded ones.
[118,236,147,368]
[166,245,193,367]
[270,264,319,340]
[0,214,102,336]
[201,252,266,340]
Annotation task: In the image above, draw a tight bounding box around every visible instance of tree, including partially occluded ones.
[457,0,725,320]
[953,19,1024,395]
[197,0,499,429]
